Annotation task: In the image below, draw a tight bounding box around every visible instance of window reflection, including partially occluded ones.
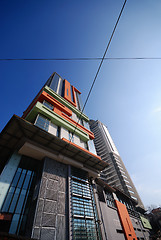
[1,156,39,235]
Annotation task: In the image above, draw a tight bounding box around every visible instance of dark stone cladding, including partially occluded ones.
[32,158,68,240]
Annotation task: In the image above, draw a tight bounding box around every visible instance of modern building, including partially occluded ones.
[0,72,151,240]
[89,120,144,209]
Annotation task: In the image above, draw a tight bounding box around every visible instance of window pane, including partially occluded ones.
[17,170,26,189]
[23,171,32,190]
[12,168,22,187]
[2,187,15,212]
[9,214,20,234]
[9,188,20,213]
[43,100,53,110]
[15,189,27,214]
[35,115,49,131]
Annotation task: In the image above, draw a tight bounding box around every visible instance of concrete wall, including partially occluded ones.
[99,201,125,240]
[32,157,68,240]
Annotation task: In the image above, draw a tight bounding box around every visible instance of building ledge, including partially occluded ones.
[0,115,108,173]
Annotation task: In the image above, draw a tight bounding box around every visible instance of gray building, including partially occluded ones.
[0,72,151,240]
[89,120,144,209]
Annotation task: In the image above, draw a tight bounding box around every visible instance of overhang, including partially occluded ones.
[0,115,108,173]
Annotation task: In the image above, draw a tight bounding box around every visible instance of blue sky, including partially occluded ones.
[1,0,161,208]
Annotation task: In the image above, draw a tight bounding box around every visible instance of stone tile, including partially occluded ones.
[39,177,47,198]
[45,189,58,201]
[57,192,66,214]
[42,213,56,227]
[44,199,57,214]
[56,215,66,240]
[32,227,40,239]
[35,199,44,227]
[41,228,56,240]
[47,179,58,191]
[58,177,66,192]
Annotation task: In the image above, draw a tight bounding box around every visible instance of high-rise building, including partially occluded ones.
[89,120,144,209]
[0,72,151,240]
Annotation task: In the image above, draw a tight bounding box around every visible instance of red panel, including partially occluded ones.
[115,200,137,240]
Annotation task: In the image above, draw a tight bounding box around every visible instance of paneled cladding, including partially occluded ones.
[89,120,144,209]
[32,158,68,240]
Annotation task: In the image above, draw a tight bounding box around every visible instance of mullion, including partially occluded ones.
[9,169,27,214]
[1,168,22,212]
[16,171,34,234]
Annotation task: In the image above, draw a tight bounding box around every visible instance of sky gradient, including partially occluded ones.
[1,0,161,208]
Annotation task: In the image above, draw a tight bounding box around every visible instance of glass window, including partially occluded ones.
[43,100,53,110]
[88,140,97,155]
[35,114,50,132]
[70,85,74,102]
[56,126,60,138]
[69,131,74,142]
[48,73,59,92]
[71,167,102,240]
[75,92,83,111]
[9,214,20,234]
[1,156,40,236]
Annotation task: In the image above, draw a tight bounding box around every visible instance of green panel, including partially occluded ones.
[140,216,152,229]
[26,102,89,141]
[44,86,89,122]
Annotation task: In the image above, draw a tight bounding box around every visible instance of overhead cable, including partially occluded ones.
[70,0,128,142]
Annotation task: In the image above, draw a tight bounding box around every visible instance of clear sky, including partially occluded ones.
[1,0,161,208]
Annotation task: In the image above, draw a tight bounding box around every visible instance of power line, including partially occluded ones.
[70,0,128,142]
[1,57,161,61]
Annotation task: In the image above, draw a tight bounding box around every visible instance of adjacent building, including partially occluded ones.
[0,72,151,240]
[89,120,144,209]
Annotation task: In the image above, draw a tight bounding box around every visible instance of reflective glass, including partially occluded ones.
[23,171,32,190]
[35,115,49,131]
[9,188,20,213]
[15,189,27,214]
[49,73,59,92]
[71,167,101,240]
[2,187,15,212]
[43,100,53,110]
[17,170,26,188]
[9,214,20,234]
[12,169,21,187]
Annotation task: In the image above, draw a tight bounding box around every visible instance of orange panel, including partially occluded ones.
[64,79,77,107]
[62,138,101,160]
[0,213,12,221]
[40,91,72,116]
[115,200,137,240]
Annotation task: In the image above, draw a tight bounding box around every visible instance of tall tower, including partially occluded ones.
[0,72,106,239]
[89,120,144,209]
[0,72,151,240]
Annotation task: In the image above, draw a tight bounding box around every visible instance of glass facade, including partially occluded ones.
[71,167,102,240]
[43,100,53,110]
[0,156,41,235]
[69,131,74,142]
[35,114,50,131]
[105,191,116,208]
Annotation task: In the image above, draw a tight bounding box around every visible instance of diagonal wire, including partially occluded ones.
[69,0,128,143]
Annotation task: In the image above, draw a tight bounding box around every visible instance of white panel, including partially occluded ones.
[60,127,69,140]
[0,152,21,209]
[49,122,57,136]
[102,124,119,155]
[74,135,82,147]
[72,112,78,122]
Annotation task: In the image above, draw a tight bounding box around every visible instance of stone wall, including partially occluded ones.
[32,157,68,240]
